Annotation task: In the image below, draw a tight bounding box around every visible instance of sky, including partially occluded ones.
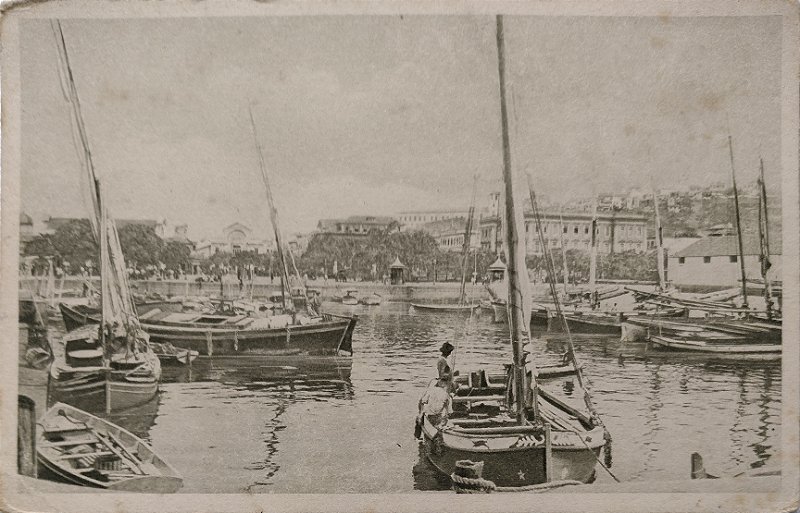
[19,15,782,239]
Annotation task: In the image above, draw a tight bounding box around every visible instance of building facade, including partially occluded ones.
[480,211,649,255]
[668,233,782,288]
[396,209,471,232]
[419,217,481,252]
[316,215,398,236]
[193,222,273,258]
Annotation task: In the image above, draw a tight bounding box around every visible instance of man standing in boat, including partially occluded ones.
[416,376,453,435]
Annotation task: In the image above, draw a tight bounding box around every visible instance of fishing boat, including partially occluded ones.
[360,292,382,306]
[37,403,182,492]
[621,316,781,343]
[150,342,199,366]
[60,300,184,333]
[418,17,609,489]
[115,309,356,357]
[46,21,161,414]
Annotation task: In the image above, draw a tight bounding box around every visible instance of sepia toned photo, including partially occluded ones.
[1,1,798,512]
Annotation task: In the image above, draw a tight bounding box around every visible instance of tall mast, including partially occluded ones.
[588,202,599,308]
[249,107,294,312]
[558,214,569,295]
[727,135,748,308]
[495,15,533,423]
[653,187,666,290]
[758,158,773,318]
[459,175,478,305]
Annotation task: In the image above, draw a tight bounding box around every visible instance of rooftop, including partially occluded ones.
[674,232,782,258]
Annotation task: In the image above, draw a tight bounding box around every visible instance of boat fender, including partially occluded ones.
[451,460,496,494]
[414,415,423,439]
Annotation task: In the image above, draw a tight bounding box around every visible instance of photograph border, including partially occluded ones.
[1,1,798,512]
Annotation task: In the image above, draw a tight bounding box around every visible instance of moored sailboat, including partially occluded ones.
[46,20,161,414]
[418,16,609,489]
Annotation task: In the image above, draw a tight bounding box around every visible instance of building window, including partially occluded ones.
[678,257,685,264]
[563,226,568,234]
[574,226,579,234]
[584,226,589,234]
[729,255,738,263]
[703,256,711,263]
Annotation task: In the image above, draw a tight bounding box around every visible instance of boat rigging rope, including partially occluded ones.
[526,177,612,450]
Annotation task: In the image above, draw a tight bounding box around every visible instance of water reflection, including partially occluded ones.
[37,302,782,492]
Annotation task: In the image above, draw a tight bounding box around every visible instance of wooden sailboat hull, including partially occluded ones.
[37,403,182,492]
[61,303,356,356]
[421,418,602,486]
[410,303,478,313]
[650,335,781,360]
[141,315,356,356]
[60,302,182,333]
[622,317,782,343]
[553,314,622,335]
[47,370,160,414]
[490,301,542,326]
[421,419,547,487]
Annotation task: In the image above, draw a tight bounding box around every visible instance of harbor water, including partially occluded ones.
[31,301,781,493]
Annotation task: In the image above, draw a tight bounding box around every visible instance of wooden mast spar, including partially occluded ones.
[757,158,773,318]
[653,186,666,291]
[458,175,479,305]
[727,135,749,308]
[495,15,535,424]
[248,107,294,312]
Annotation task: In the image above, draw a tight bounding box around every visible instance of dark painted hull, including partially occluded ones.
[47,370,160,414]
[421,418,602,487]
[61,303,356,356]
[59,302,182,332]
[555,314,622,335]
[141,315,356,356]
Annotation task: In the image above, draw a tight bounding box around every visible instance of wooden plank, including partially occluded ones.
[57,451,113,460]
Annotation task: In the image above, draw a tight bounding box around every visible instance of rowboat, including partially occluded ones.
[621,316,782,343]
[341,289,359,306]
[150,342,199,366]
[360,293,382,306]
[37,403,182,492]
[410,303,478,313]
[649,333,781,361]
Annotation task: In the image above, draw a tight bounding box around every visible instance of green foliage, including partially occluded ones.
[23,219,192,272]
[297,227,496,282]
[118,224,163,268]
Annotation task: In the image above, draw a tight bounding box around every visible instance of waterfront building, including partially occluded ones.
[316,215,398,236]
[193,222,273,258]
[668,233,782,289]
[396,209,470,231]
[479,211,649,255]
[419,217,481,252]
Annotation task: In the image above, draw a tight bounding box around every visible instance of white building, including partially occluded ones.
[193,223,274,258]
[668,233,781,288]
[396,209,470,232]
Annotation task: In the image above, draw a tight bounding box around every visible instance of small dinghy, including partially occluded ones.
[37,403,183,492]
[410,303,478,313]
[150,342,199,366]
[341,289,359,305]
[360,293,382,306]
